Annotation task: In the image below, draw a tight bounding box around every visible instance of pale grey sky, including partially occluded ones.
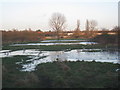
[0,0,119,31]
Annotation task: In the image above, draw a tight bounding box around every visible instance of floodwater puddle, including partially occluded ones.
[10,41,98,46]
[0,49,119,72]
[40,39,86,42]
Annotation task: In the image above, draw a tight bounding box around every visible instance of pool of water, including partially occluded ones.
[1,49,119,72]
[41,39,86,42]
[10,41,98,46]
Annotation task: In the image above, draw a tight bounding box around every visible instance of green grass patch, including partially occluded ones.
[2,44,118,51]
[2,56,119,88]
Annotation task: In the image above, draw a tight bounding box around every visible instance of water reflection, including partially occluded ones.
[49,51,67,62]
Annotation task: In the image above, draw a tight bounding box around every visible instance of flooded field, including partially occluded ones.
[1,40,119,72]
[1,48,119,72]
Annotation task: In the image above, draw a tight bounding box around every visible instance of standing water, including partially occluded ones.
[1,49,119,72]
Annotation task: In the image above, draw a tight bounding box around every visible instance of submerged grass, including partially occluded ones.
[2,55,119,88]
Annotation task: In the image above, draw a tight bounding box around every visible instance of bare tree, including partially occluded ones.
[85,19,89,31]
[85,20,97,31]
[49,13,66,40]
[85,19,98,38]
[76,20,80,31]
[112,26,120,31]
[89,20,98,31]
[73,20,81,38]
[84,19,90,38]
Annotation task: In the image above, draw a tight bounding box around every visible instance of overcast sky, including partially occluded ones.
[0,0,119,31]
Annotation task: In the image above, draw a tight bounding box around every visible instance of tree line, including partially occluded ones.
[2,30,41,44]
[1,12,119,44]
[49,12,119,39]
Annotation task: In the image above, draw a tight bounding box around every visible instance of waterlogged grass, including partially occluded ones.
[2,44,118,51]
[2,38,87,46]
[2,55,119,88]
[2,56,29,88]
[34,61,119,88]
